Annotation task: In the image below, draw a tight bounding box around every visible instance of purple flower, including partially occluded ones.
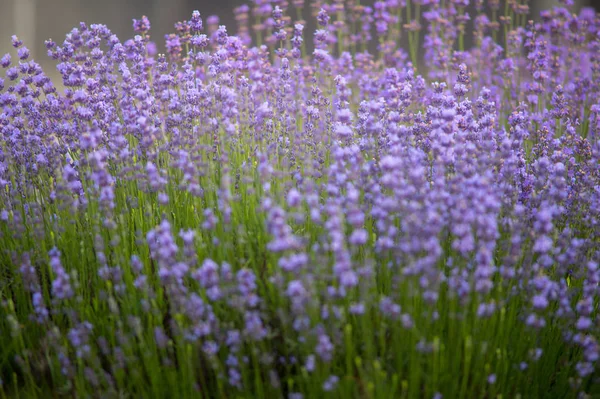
[202,208,218,230]
[350,302,365,315]
[244,311,267,341]
[380,297,401,319]
[17,47,29,60]
[349,228,368,245]
[576,317,592,331]
[316,334,334,362]
[286,188,302,207]
[0,2,597,394]
[532,294,549,310]
[1,53,11,68]
[11,35,23,48]
[305,354,316,372]
[49,248,73,301]
[317,8,330,27]
[215,26,228,45]
[6,67,18,81]
[322,375,339,391]
[133,16,151,34]
[193,259,220,295]
[191,34,209,48]
[31,292,49,323]
[68,321,93,359]
[190,10,203,32]
[154,327,169,349]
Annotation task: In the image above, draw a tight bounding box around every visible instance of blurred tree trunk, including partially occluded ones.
[152,0,187,46]
[0,2,13,51]
[531,0,586,17]
[14,0,37,54]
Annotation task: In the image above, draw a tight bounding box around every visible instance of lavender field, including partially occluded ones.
[1,0,599,397]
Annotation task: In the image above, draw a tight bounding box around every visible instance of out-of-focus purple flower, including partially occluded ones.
[322,375,339,391]
[49,248,74,301]
[317,8,330,27]
[0,54,10,68]
[11,35,23,48]
[17,47,29,60]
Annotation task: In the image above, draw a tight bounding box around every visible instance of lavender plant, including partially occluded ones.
[1,0,599,397]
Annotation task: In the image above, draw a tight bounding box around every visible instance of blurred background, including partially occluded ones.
[0,0,251,64]
[0,0,597,77]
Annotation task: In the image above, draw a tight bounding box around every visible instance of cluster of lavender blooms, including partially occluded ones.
[1,0,600,397]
